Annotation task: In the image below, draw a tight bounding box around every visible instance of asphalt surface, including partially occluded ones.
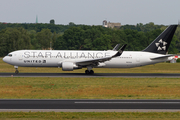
[1,99,180,110]
[1,73,180,77]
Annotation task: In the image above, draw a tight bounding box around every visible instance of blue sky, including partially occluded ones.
[0,0,180,25]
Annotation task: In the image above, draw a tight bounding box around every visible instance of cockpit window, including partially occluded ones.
[7,54,12,57]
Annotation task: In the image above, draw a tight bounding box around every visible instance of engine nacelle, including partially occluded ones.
[62,62,79,71]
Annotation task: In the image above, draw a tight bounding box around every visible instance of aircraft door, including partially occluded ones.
[136,57,140,62]
[136,55,142,67]
[18,52,23,61]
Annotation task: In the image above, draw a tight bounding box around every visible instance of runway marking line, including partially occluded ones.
[75,102,180,104]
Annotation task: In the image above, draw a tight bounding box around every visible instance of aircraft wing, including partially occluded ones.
[75,44,127,66]
[112,44,120,51]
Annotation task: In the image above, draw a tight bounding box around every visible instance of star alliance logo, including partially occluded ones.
[155,39,167,51]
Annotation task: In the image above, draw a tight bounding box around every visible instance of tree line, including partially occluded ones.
[0,22,180,57]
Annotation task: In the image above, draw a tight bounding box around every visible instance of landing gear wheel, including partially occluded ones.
[90,70,94,74]
[85,70,94,74]
[85,70,89,74]
[14,66,19,74]
[15,70,19,74]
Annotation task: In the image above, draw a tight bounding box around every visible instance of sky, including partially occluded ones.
[0,0,180,25]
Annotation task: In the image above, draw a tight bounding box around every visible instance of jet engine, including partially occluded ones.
[62,62,80,71]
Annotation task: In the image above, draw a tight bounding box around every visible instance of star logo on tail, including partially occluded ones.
[155,39,167,51]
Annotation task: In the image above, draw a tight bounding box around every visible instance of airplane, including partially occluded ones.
[3,25,178,74]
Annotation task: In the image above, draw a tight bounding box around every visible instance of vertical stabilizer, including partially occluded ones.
[143,25,178,54]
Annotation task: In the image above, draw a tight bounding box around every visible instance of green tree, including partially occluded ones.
[54,35,63,50]
[28,30,40,49]
[36,29,52,49]
[61,27,85,50]
[69,22,75,26]
[52,31,59,49]
[92,34,112,50]
[0,28,31,56]
[50,19,55,24]
[168,35,179,54]
[0,29,8,56]
[175,26,180,52]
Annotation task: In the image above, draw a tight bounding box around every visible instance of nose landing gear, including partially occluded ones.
[14,66,19,74]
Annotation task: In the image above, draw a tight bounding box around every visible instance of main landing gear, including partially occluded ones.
[85,66,94,74]
[85,70,94,74]
[14,66,19,74]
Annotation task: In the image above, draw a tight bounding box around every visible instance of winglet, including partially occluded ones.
[112,44,127,57]
[112,44,120,51]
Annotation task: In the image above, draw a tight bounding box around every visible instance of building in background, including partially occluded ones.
[103,20,121,28]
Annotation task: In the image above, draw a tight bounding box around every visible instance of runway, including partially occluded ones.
[1,73,180,77]
[0,99,180,112]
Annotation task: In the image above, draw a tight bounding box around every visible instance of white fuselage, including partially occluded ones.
[3,50,170,68]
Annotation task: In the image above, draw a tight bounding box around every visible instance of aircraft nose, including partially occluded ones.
[3,56,8,63]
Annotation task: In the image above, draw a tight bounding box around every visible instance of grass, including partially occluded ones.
[1,77,180,99]
[1,58,180,73]
[1,112,180,120]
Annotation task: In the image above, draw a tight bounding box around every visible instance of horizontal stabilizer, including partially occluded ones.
[150,54,175,60]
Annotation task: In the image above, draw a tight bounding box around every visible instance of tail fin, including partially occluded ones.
[143,25,178,54]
